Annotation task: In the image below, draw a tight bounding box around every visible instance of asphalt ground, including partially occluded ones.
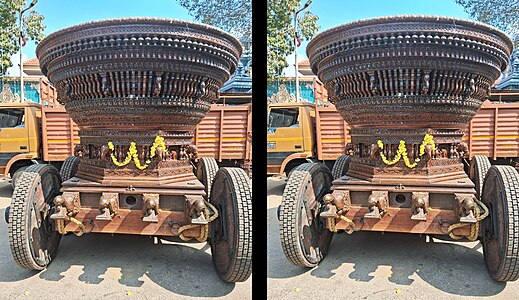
[266,176,519,300]
[0,178,251,300]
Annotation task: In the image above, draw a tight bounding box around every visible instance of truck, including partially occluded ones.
[0,79,78,186]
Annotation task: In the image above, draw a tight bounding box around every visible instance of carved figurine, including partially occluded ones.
[153,75,162,96]
[186,145,198,161]
[457,142,469,158]
[155,145,164,161]
[370,143,380,160]
[74,144,85,157]
[100,144,110,161]
[420,73,430,95]
[170,150,178,160]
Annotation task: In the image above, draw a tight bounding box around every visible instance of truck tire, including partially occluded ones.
[209,167,252,282]
[470,155,491,200]
[279,163,334,267]
[197,157,219,200]
[481,165,519,282]
[331,155,351,180]
[11,165,31,189]
[8,169,62,270]
[60,156,80,182]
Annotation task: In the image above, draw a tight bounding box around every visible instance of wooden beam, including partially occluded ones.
[333,206,471,236]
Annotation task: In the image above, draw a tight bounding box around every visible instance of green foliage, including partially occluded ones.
[0,0,46,76]
[454,0,518,46]
[267,0,319,79]
[176,0,252,43]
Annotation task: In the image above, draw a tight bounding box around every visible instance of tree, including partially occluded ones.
[0,0,45,76]
[454,0,518,47]
[176,0,252,43]
[267,0,319,79]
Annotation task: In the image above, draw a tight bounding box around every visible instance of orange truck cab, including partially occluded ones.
[267,102,316,175]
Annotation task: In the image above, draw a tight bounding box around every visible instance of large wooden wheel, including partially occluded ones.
[8,164,62,270]
[279,163,334,267]
[60,156,80,182]
[470,155,491,200]
[481,165,519,282]
[209,167,252,282]
[331,155,351,180]
[197,157,219,200]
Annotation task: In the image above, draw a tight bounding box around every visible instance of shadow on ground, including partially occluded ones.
[0,206,235,297]
[267,205,506,297]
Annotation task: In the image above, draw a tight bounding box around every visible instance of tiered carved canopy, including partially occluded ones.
[36,18,242,185]
[307,15,513,184]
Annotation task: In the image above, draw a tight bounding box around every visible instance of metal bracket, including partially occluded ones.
[142,193,160,223]
[411,192,429,221]
[455,193,477,223]
[96,192,119,221]
[364,191,388,219]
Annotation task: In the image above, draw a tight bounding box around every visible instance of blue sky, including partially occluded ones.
[9,0,474,77]
[284,0,471,76]
[8,0,193,76]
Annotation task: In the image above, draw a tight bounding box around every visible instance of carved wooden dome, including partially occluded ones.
[36,17,242,145]
[307,15,513,130]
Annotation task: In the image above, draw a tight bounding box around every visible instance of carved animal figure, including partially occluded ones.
[100,144,110,161]
[457,142,469,158]
[186,145,198,161]
[421,73,430,94]
[155,145,164,161]
[370,143,380,160]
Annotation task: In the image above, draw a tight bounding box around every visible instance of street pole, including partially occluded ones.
[19,0,38,102]
[294,12,299,102]
[19,9,23,102]
[293,0,311,103]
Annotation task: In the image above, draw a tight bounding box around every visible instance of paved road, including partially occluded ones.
[0,179,251,300]
[267,177,519,300]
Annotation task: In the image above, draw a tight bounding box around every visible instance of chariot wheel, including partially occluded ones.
[209,167,252,282]
[470,155,491,200]
[197,157,219,200]
[8,164,62,270]
[279,163,334,267]
[331,155,351,180]
[481,165,519,282]
[60,156,80,182]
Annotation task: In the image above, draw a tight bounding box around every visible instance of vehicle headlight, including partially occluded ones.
[267,142,276,149]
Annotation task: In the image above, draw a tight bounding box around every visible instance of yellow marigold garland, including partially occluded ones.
[377,134,435,169]
[107,136,166,170]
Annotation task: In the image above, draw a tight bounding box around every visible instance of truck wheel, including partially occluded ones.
[331,155,351,180]
[197,157,219,200]
[470,155,491,200]
[279,163,334,267]
[11,165,31,189]
[8,167,62,270]
[481,165,519,281]
[60,156,80,182]
[209,167,252,282]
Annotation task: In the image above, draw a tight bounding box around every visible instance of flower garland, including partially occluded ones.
[377,134,436,169]
[108,136,167,170]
